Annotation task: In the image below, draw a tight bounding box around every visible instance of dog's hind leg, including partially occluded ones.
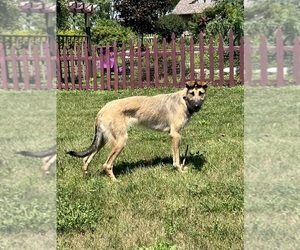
[103,134,127,181]
[42,154,57,175]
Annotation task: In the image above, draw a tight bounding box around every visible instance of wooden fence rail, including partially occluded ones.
[1,30,299,90]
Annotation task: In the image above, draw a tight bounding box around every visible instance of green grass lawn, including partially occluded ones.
[57,86,244,250]
[0,90,56,249]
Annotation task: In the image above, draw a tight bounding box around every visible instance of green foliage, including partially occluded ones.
[188,0,243,45]
[57,0,71,31]
[245,1,300,45]
[114,0,171,37]
[0,0,21,31]
[91,19,136,46]
[57,29,85,36]
[157,14,185,42]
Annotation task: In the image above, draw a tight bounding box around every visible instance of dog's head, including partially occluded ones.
[183,80,208,114]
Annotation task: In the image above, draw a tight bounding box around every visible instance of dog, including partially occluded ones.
[67,80,207,181]
[16,145,56,175]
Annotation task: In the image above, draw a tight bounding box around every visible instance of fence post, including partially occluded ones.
[162,38,168,87]
[91,45,98,90]
[189,36,195,81]
[144,44,151,87]
[0,43,8,89]
[77,45,83,90]
[56,44,62,89]
[44,42,54,89]
[129,39,135,88]
[239,37,244,85]
[276,29,284,87]
[171,33,178,87]
[244,37,252,86]
[208,37,214,85]
[259,34,268,86]
[218,36,224,86]
[293,37,300,84]
[180,36,185,87]
[137,41,143,88]
[113,41,119,90]
[199,32,205,82]
[228,29,235,87]
[120,43,127,89]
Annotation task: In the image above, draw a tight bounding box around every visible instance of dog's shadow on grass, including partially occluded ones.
[112,151,206,177]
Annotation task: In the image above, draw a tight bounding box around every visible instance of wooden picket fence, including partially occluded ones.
[1,30,300,90]
[57,30,243,90]
[0,42,56,90]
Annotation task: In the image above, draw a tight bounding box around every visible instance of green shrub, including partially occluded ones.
[157,14,185,43]
[91,19,136,46]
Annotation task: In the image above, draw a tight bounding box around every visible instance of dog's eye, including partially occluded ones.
[189,91,195,96]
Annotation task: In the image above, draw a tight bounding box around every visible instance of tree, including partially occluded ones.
[114,0,171,43]
[245,0,300,45]
[188,0,243,45]
[0,0,21,32]
[91,19,135,46]
[57,0,71,31]
[157,14,185,42]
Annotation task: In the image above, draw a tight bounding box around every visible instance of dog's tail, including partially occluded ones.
[16,145,56,158]
[67,125,102,158]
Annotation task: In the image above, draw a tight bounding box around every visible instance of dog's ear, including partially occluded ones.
[185,81,195,89]
[199,81,208,89]
[186,80,208,89]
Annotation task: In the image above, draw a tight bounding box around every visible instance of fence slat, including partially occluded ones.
[22,48,30,90]
[137,41,143,88]
[218,36,224,86]
[189,36,195,81]
[129,40,135,88]
[208,37,214,84]
[0,43,8,89]
[260,34,268,86]
[228,30,235,87]
[33,45,41,89]
[92,46,98,90]
[171,33,178,87]
[145,44,151,87]
[199,32,205,82]
[180,36,185,87]
[77,45,83,90]
[113,41,119,90]
[244,37,252,86]
[293,37,300,84]
[121,43,127,89]
[276,29,284,87]
[10,47,19,89]
[162,38,168,86]
[44,42,53,90]
[239,37,244,84]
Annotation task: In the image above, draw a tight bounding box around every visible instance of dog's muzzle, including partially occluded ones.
[192,102,202,112]
[184,97,202,114]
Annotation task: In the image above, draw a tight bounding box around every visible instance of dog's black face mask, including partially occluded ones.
[184,81,207,115]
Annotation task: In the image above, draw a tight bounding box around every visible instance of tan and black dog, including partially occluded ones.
[16,145,56,175]
[68,80,208,181]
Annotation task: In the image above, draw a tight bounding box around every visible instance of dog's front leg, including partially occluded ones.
[170,130,184,172]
